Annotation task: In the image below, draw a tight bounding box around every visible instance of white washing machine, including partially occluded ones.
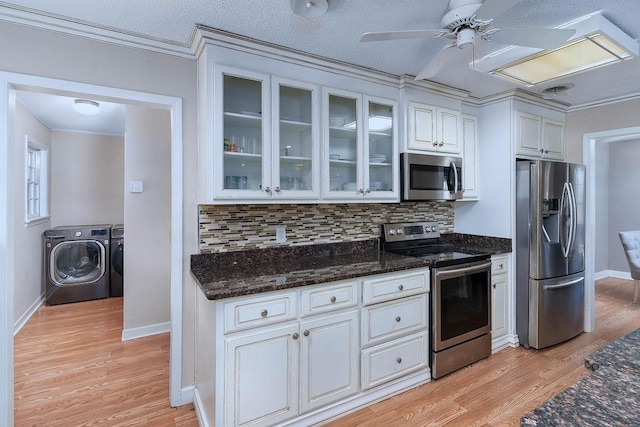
[43,225,111,305]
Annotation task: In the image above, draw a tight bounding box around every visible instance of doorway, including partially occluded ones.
[583,126,640,332]
[0,72,184,426]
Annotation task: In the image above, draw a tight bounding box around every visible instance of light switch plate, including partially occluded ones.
[130,180,144,193]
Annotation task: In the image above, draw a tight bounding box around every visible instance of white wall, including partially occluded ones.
[608,139,640,272]
[0,20,198,390]
[123,106,172,331]
[455,99,512,238]
[51,131,124,227]
[12,103,51,328]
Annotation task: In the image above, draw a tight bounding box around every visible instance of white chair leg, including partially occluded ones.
[634,279,640,304]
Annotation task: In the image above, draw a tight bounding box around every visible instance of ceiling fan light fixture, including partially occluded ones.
[290,0,328,18]
[457,28,476,49]
[474,13,639,86]
[73,99,100,115]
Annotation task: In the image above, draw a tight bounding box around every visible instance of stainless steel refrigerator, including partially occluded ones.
[516,159,586,349]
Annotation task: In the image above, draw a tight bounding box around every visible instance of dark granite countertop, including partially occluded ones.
[191,240,428,300]
[191,236,512,301]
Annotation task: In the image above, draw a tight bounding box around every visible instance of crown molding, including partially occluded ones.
[398,74,471,101]
[567,91,640,112]
[0,3,194,58]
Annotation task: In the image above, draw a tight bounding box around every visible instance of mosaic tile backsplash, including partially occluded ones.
[199,202,453,253]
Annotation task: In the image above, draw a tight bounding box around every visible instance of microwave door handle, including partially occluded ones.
[450,161,459,194]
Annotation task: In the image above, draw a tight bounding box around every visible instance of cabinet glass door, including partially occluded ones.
[222,74,264,191]
[366,101,394,195]
[328,94,359,194]
[277,84,315,194]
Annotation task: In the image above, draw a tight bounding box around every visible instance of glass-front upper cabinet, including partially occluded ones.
[324,88,362,199]
[272,78,319,199]
[323,88,398,200]
[216,67,270,198]
[365,97,398,200]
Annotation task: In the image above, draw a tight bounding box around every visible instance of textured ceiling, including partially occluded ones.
[2,0,640,132]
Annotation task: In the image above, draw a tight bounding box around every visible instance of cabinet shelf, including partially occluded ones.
[224,112,262,128]
[224,151,262,160]
[329,127,357,139]
[280,155,312,163]
[369,162,391,167]
[330,159,356,165]
[280,119,312,133]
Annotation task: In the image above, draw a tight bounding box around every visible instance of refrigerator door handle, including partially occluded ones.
[568,182,578,254]
[543,277,584,290]
[560,182,570,258]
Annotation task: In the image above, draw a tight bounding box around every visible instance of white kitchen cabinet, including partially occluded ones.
[212,66,320,201]
[300,310,359,412]
[491,254,511,351]
[323,88,398,201]
[515,110,565,160]
[361,293,427,346]
[407,101,462,154]
[224,322,300,427]
[461,114,478,199]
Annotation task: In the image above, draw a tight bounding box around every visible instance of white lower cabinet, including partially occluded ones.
[225,323,300,427]
[198,270,432,427]
[491,254,515,352]
[300,310,359,412]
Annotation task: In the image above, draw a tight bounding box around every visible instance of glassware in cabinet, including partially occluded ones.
[327,93,359,193]
[366,101,394,194]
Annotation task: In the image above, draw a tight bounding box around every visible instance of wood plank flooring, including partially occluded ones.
[14,297,198,426]
[14,278,640,426]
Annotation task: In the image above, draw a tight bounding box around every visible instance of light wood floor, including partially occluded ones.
[14,297,198,426]
[14,278,640,426]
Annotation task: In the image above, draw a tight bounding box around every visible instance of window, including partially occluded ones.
[25,136,49,225]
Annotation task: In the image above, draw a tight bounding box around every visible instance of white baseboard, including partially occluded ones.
[121,321,170,341]
[595,270,631,281]
[193,388,210,427]
[13,294,45,336]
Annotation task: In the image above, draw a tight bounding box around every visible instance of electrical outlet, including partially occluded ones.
[275,225,286,243]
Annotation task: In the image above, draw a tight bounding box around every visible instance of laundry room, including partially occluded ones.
[12,90,173,340]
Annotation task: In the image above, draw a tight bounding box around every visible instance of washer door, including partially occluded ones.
[50,240,106,286]
[112,242,124,276]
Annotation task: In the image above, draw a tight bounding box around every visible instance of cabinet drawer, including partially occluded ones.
[361,331,428,390]
[301,281,359,317]
[491,255,508,276]
[362,294,427,346]
[362,270,429,306]
[224,292,297,334]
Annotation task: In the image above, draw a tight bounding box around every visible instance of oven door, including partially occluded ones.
[432,260,492,351]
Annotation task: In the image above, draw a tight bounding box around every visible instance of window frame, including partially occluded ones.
[24,135,49,226]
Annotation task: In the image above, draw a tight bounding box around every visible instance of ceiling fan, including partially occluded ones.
[360,0,576,80]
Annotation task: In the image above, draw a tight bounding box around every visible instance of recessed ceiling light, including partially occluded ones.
[73,99,100,115]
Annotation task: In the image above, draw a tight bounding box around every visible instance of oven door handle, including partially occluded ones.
[434,260,492,276]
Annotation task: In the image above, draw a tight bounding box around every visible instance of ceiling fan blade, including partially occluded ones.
[475,0,521,21]
[415,43,458,80]
[360,29,446,42]
[489,28,576,49]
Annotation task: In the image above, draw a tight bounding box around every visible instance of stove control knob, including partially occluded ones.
[396,228,403,235]
[425,226,432,233]
[389,229,396,235]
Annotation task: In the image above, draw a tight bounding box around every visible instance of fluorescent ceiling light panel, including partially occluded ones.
[474,14,639,86]
[343,115,392,132]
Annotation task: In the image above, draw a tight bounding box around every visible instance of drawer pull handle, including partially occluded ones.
[303,330,310,337]
[398,284,404,291]
[330,296,337,303]
[292,333,299,340]
[499,263,504,269]
[395,316,401,323]
[397,357,402,364]
[261,309,268,318]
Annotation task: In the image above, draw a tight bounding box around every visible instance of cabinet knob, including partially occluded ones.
[499,263,504,269]
[492,284,497,289]
[395,316,401,323]
[398,284,404,291]
[264,186,271,194]
[358,188,364,194]
[292,333,299,340]
[330,296,337,303]
[365,188,371,194]
[438,141,444,147]
[396,357,402,364]
[539,148,544,153]
[303,330,310,337]
[274,186,281,193]
[544,149,549,154]
[261,309,268,317]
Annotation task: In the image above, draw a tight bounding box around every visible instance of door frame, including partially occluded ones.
[582,126,640,333]
[0,71,184,426]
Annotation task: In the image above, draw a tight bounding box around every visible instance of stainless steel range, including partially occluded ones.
[381,221,492,379]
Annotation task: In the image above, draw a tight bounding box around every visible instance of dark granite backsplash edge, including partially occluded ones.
[440,233,512,254]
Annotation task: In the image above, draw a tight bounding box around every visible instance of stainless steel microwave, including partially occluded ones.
[401,153,463,201]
